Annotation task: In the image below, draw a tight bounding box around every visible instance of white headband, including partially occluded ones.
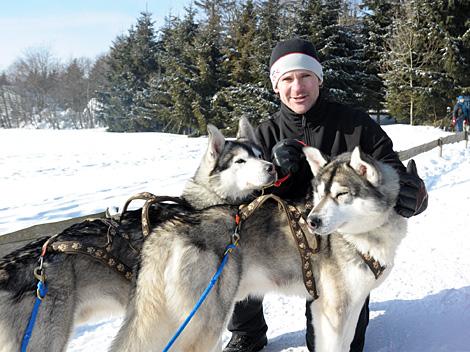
[270,53,323,89]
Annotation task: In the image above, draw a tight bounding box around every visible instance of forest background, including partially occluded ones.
[1,0,469,134]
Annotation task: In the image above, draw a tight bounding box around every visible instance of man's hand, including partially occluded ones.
[395,159,428,218]
[272,139,305,177]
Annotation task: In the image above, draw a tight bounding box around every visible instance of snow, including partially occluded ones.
[0,125,469,352]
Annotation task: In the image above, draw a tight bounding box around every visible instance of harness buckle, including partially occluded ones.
[33,266,46,283]
[231,231,240,246]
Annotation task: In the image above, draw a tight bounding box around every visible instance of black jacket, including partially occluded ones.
[254,95,407,199]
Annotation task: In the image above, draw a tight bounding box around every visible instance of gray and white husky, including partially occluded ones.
[303,146,407,351]
[109,146,407,352]
[182,117,276,209]
[0,118,276,352]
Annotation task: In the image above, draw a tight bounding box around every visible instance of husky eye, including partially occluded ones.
[335,191,349,200]
[235,158,246,164]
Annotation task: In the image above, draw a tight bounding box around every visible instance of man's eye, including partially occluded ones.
[235,159,246,164]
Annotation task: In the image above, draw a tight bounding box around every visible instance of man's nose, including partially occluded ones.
[292,78,304,91]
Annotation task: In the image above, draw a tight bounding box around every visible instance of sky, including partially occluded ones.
[0,0,193,71]
[0,125,469,351]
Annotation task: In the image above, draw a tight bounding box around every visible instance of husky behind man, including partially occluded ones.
[0,118,276,352]
[109,146,408,352]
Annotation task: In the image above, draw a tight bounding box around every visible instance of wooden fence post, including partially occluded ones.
[438,138,443,157]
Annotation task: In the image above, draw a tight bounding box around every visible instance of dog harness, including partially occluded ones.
[237,194,320,299]
[43,218,134,280]
[357,250,386,279]
[39,193,190,282]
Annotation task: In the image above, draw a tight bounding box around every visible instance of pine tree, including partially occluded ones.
[433,0,470,96]
[99,32,134,131]
[130,12,160,129]
[360,0,400,117]
[249,0,286,119]
[224,0,258,85]
[382,0,451,124]
[293,1,370,109]
[99,12,161,132]
[255,0,287,86]
[190,0,230,132]
[59,59,89,128]
[154,6,202,134]
[210,0,272,132]
[293,0,323,43]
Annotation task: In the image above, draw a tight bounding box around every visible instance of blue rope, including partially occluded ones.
[21,280,48,352]
[162,243,237,352]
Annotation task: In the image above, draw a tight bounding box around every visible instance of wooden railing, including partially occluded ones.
[1,130,468,257]
[397,130,468,160]
[0,212,105,257]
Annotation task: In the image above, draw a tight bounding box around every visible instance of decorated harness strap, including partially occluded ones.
[237,194,320,300]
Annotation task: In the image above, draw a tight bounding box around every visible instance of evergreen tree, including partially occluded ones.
[99,32,134,131]
[59,59,89,128]
[247,0,285,122]
[255,0,285,86]
[99,12,161,132]
[293,0,324,44]
[382,0,451,124]
[154,6,202,134]
[224,0,258,85]
[190,0,229,132]
[212,0,278,132]
[292,1,371,109]
[360,0,400,117]
[130,11,160,127]
[433,0,470,96]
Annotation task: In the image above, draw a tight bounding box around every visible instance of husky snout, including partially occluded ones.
[265,162,275,175]
[307,213,322,231]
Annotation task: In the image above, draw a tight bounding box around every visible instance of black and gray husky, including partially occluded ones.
[109,146,407,352]
[0,118,276,352]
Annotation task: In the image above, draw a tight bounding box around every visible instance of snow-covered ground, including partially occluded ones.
[1,125,469,352]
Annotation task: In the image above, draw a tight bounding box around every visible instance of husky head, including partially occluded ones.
[303,146,400,236]
[182,118,276,209]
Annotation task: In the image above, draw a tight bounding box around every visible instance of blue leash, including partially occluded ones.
[21,279,48,352]
[21,243,50,352]
[162,243,238,352]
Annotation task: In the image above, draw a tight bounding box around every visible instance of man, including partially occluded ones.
[223,38,428,352]
[452,96,469,132]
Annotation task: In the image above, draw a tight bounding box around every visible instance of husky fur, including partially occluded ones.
[0,118,276,352]
[182,117,275,209]
[302,146,407,351]
[109,146,407,352]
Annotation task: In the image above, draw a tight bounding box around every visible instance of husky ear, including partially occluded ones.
[205,124,225,163]
[236,117,259,145]
[303,146,328,176]
[350,147,379,186]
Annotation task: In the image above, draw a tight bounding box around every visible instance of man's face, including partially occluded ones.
[274,69,320,114]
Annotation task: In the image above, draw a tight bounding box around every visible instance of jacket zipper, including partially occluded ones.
[302,115,312,146]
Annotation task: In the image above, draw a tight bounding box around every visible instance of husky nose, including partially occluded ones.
[308,215,322,230]
[266,164,275,174]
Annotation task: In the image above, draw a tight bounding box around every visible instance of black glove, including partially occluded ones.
[272,139,305,177]
[395,159,428,218]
